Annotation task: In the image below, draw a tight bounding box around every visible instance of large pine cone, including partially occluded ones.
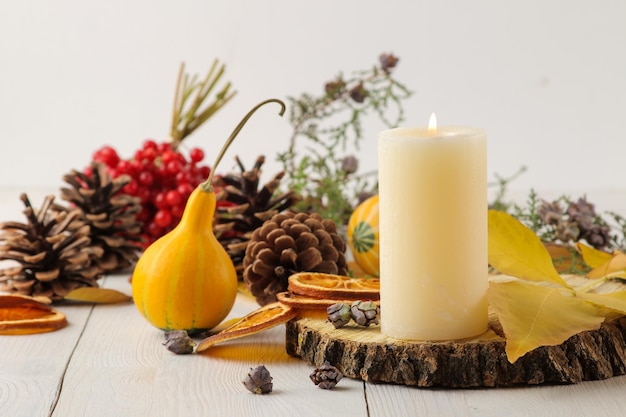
[0,194,103,301]
[243,211,348,305]
[214,155,299,280]
[59,162,144,272]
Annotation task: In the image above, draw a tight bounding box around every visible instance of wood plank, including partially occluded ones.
[367,375,626,417]
[51,275,369,417]
[0,296,95,417]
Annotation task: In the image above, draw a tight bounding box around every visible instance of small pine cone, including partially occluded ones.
[243,211,348,306]
[327,302,351,328]
[349,83,368,103]
[243,365,273,394]
[59,162,144,272]
[163,330,196,354]
[555,221,581,243]
[581,224,612,250]
[379,53,399,73]
[324,79,346,99]
[566,197,596,222]
[310,361,343,389]
[350,300,379,327]
[537,200,563,226]
[0,194,103,301]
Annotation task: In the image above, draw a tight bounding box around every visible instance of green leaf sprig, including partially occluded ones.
[278,53,412,224]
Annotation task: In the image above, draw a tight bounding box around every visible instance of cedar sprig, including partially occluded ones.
[278,53,412,224]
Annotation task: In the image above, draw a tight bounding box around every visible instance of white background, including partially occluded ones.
[1,0,625,203]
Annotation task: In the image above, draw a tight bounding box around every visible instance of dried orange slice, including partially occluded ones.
[287,272,380,300]
[0,294,67,335]
[276,292,379,320]
[276,291,378,310]
[196,302,296,352]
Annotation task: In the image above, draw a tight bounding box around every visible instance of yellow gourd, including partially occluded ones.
[132,99,286,332]
[347,195,379,277]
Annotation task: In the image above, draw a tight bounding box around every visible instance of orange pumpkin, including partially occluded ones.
[347,195,379,277]
[132,99,285,332]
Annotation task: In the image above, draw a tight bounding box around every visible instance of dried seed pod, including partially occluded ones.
[327,302,351,329]
[310,361,343,389]
[350,300,379,327]
[163,330,196,354]
[243,365,273,394]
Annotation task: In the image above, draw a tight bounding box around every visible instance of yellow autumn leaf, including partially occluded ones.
[64,287,131,304]
[576,290,626,315]
[488,210,569,287]
[576,242,613,269]
[488,279,605,363]
[586,251,626,280]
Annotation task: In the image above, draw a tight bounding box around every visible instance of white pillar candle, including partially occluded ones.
[378,119,488,341]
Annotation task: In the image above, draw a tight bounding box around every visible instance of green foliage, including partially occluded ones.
[277,54,412,224]
[489,168,626,252]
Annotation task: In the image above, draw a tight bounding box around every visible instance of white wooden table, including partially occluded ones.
[2,187,626,417]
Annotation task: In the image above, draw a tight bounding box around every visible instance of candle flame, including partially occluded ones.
[428,113,437,134]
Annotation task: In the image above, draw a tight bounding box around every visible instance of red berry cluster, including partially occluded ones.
[91,140,210,245]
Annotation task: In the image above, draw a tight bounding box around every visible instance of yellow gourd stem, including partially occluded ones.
[199,98,286,193]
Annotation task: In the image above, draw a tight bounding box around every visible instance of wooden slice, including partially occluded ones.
[285,309,626,388]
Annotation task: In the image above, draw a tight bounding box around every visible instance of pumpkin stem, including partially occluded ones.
[200,98,286,192]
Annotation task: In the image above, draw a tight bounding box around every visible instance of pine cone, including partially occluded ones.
[59,162,144,272]
[537,200,563,226]
[214,155,299,279]
[327,302,351,328]
[243,211,348,306]
[350,300,380,327]
[0,194,103,301]
[309,361,343,389]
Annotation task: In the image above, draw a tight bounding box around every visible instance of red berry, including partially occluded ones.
[166,160,182,175]
[128,159,143,176]
[154,192,168,209]
[136,208,152,222]
[199,166,211,179]
[185,164,199,177]
[94,146,120,167]
[134,149,145,162]
[171,204,185,219]
[189,147,205,163]
[143,147,158,162]
[138,187,152,203]
[177,183,194,198]
[116,160,132,175]
[123,180,139,195]
[154,209,173,228]
[143,139,158,150]
[157,142,173,153]
[154,165,171,182]
[147,222,164,238]
[138,171,154,186]
[161,150,176,165]
[165,190,183,207]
